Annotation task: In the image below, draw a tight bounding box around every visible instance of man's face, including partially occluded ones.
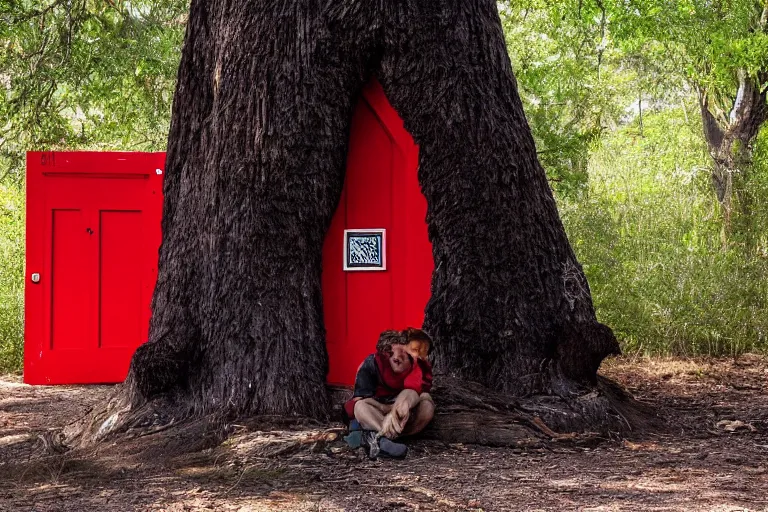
[407,339,430,360]
[388,344,413,374]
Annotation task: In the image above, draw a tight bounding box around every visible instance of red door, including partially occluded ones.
[322,80,434,386]
[24,152,164,384]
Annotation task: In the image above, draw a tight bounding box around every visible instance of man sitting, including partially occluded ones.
[343,328,435,459]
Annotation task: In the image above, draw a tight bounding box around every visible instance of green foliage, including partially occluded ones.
[0,183,24,372]
[501,0,768,356]
[561,109,768,356]
[499,0,620,196]
[0,0,186,185]
[608,0,768,116]
[498,0,685,197]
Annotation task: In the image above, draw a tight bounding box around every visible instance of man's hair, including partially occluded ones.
[376,328,433,355]
[376,330,407,354]
[405,327,432,355]
[403,327,432,345]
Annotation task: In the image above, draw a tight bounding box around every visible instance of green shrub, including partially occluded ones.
[560,108,768,356]
[0,182,24,373]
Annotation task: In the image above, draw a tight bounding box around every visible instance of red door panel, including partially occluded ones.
[323,80,434,386]
[50,209,89,351]
[344,99,395,377]
[99,210,143,349]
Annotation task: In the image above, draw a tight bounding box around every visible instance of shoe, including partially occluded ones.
[361,430,380,460]
[379,437,408,459]
[343,430,362,449]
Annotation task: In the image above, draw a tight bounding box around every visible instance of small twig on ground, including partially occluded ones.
[224,464,253,494]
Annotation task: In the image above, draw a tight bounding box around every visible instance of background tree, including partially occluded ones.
[0,0,185,185]
[609,0,768,239]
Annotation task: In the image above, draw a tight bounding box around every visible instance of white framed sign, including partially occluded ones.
[343,229,386,271]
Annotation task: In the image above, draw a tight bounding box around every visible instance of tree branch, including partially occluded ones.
[727,71,768,145]
[595,0,607,80]
[11,0,68,24]
[698,89,725,151]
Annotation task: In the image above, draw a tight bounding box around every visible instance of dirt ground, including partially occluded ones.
[1,356,767,512]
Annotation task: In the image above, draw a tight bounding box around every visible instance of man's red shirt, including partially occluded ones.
[343,352,433,421]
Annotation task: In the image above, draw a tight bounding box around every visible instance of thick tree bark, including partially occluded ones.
[121,0,620,425]
[126,1,380,418]
[376,2,618,396]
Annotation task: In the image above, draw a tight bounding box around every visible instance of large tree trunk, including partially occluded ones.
[125,1,379,418]
[117,0,621,431]
[376,2,618,396]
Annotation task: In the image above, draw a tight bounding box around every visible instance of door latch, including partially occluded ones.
[31,273,41,284]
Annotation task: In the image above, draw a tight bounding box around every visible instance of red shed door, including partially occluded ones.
[24,152,164,384]
[322,80,434,386]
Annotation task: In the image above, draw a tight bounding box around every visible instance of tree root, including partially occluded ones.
[65,372,661,455]
[421,375,663,447]
[64,385,222,448]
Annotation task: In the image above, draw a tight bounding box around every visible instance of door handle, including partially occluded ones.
[31,273,41,284]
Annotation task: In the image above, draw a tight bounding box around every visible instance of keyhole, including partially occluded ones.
[86,227,94,235]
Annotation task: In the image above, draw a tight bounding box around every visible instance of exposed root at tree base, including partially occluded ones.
[64,386,227,456]
[422,376,663,447]
[65,374,661,457]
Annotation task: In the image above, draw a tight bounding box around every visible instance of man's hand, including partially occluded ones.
[393,398,411,425]
[380,401,411,438]
[379,413,399,438]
